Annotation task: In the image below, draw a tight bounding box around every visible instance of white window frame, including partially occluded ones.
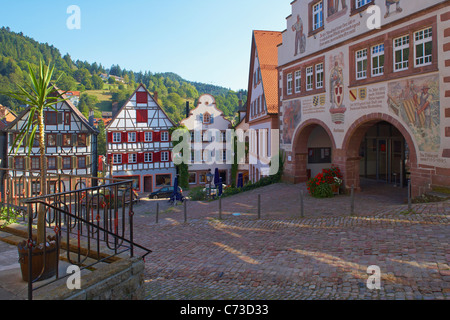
[394,35,410,72]
[144,153,153,163]
[287,73,293,95]
[295,70,301,93]
[128,153,137,164]
[112,132,121,143]
[144,132,153,142]
[161,131,169,142]
[315,63,324,89]
[356,49,368,80]
[161,151,169,162]
[371,44,385,77]
[306,66,314,91]
[128,132,136,143]
[414,27,432,67]
[113,154,122,165]
[312,1,323,31]
[356,0,372,9]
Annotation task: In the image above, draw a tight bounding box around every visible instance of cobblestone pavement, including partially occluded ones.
[132,182,450,300]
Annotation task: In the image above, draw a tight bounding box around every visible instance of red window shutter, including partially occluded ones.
[136,110,148,123]
[154,131,161,142]
[139,132,145,142]
[122,132,128,143]
[107,154,112,164]
[154,152,161,163]
[107,132,113,143]
[136,92,148,104]
[122,153,128,164]
[169,151,173,162]
[137,153,144,163]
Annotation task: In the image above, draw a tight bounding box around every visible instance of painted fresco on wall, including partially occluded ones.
[387,74,440,152]
[327,0,348,22]
[384,0,403,19]
[292,15,306,56]
[282,100,302,145]
[329,53,346,124]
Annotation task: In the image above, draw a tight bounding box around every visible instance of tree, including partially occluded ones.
[2,60,66,244]
[91,74,104,90]
[97,119,107,156]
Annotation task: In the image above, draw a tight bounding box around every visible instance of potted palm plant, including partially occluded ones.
[3,60,67,282]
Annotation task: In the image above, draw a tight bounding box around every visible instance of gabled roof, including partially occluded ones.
[106,83,176,129]
[2,85,98,134]
[247,30,282,118]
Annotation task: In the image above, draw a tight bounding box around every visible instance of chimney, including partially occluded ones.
[153,91,158,102]
[89,109,94,126]
[186,101,190,118]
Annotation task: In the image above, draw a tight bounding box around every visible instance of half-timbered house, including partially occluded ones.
[106,84,177,193]
[1,88,98,194]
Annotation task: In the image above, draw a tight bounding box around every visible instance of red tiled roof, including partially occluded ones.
[253,30,282,115]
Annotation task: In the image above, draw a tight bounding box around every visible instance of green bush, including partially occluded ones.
[312,183,334,198]
[189,186,207,201]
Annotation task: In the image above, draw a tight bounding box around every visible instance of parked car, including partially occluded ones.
[149,186,183,200]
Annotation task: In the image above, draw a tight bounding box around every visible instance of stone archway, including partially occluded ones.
[339,113,419,195]
[289,119,337,184]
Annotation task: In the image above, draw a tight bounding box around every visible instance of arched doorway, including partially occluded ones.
[291,120,336,183]
[342,114,418,196]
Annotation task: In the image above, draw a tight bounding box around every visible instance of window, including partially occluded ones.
[77,133,87,147]
[356,0,372,9]
[371,44,385,76]
[188,172,197,185]
[128,153,137,164]
[62,157,71,170]
[31,157,40,170]
[306,67,314,91]
[112,132,121,143]
[315,63,324,88]
[45,111,57,125]
[356,49,368,80]
[136,92,148,104]
[48,157,57,170]
[414,27,432,67]
[14,157,24,170]
[128,132,136,143]
[394,35,410,72]
[62,134,71,147]
[64,112,71,125]
[287,73,293,95]
[136,110,148,123]
[47,134,57,147]
[156,174,171,188]
[312,1,323,31]
[295,70,302,93]
[161,151,169,162]
[144,153,153,163]
[221,131,227,142]
[222,150,227,162]
[145,132,153,142]
[203,113,211,124]
[113,154,122,165]
[161,131,169,142]
[78,156,87,169]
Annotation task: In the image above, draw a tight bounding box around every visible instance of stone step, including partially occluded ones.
[426,191,450,200]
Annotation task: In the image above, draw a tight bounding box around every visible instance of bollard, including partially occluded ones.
[300,190,304,218]
[156,202,159,224]
[408,180,412,211]
[257,194,261,219]
[184,200,187,223]
[219,197,222,220]
[350,185,355,216]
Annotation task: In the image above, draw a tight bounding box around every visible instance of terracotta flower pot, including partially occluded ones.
[330,184,340,195]
[17,236,59,283]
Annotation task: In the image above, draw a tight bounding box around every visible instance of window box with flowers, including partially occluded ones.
[307,166,343,198]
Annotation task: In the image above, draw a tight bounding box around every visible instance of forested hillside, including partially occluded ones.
[0,27,247,124]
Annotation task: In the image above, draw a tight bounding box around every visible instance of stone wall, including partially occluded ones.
[34,257,146,300]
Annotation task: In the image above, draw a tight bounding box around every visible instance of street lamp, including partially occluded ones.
[206,170,213,199]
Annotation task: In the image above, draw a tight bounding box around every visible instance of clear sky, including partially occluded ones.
[0,0,292,91]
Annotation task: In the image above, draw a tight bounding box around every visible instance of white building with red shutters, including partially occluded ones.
[106,84,176,193]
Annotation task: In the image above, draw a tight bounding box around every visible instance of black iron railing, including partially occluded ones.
[0,169,151,300]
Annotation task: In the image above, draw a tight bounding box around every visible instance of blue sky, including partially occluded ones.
[1,0,291,91]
